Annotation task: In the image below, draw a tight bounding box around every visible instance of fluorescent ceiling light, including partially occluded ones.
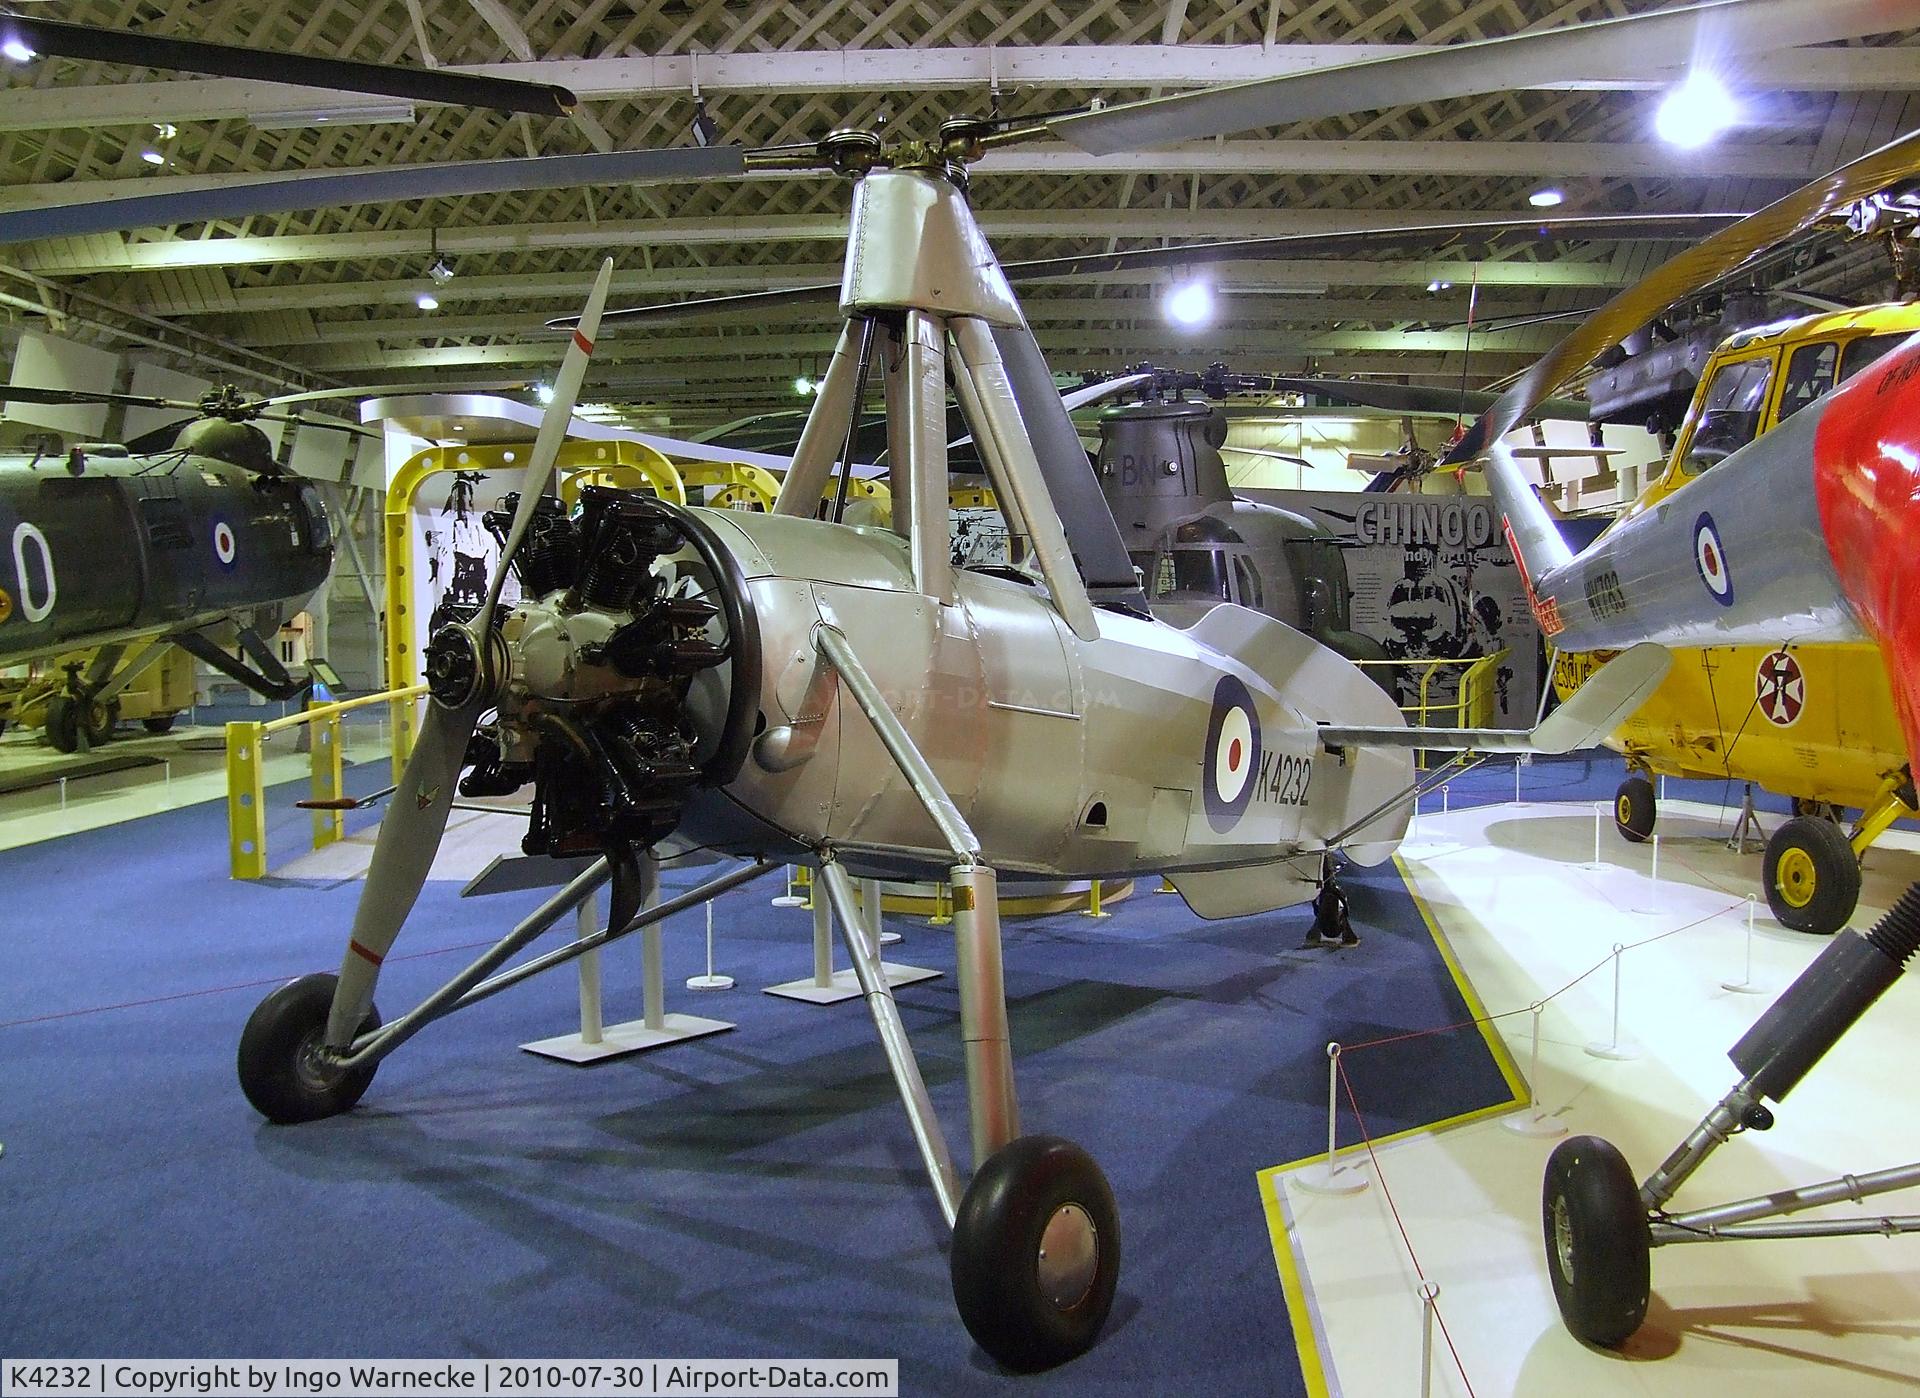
[251,102,416,131]
[140,148,166,166]
[1655,70,1739,148]
[1,37,35,64]
[1528,188,1564,208]
[415,291,439,311]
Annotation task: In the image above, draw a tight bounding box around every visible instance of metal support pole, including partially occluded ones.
[1588,803,1605,869]
[812,886,834,987]
[1723,896,1766,994]
[639,857,666,1031]
[1083,878,1110,919]
[1417,1281,1440,1398]
[1298,1042,1368,1194]
[1586,942,1640,1060]
[951,863,1019,1167]
[577,890,604,1046]
[1504,1003,1567,1137]
[687,899,735,991]
[819,858,961,1226]
[772,865,807,909]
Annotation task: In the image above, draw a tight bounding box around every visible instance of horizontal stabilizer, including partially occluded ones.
[1319,642,1670,756]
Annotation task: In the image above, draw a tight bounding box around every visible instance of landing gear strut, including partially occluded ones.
[1542,883,1920,1348]
[1305,856,1357,948]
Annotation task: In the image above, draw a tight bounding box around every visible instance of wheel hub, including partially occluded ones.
[1036,1203,1099,1311]
[1777,847,1817,908]
[292,1027,343,1095]
[1551,1195,1575,1284]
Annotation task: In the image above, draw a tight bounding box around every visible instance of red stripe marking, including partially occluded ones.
[572,329,594,355]
[349,939,384,967]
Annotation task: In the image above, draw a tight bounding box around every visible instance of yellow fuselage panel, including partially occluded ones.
[1554,643,1905,805]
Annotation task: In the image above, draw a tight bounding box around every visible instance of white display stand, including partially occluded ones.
[765,875,937,1003]
[523,876,733,1063]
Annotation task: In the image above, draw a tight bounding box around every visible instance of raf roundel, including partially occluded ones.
[1202,674,1263,833]
[1693,510,1733,606]
[212,518,238,570]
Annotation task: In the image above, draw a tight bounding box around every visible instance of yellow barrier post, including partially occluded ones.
[310,704,345,849]
[227,720,268,880]
[1083,878,1111,919]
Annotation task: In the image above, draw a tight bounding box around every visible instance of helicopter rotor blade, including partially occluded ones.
[251,410,383,441]
[472,257,614,641]
[583,213,1740,329]
[0,385,204,414]
[0,15,576,118]
[265,381,537,409]
[1445,124,1920,466]
[0,146,749,245]
[1047,0,1904,156]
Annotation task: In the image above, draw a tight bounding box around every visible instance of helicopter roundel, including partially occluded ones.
[1203,674,1263,833]
[1693,511,1733,606]
[211,517,238,571]
[1755,648,1806,728]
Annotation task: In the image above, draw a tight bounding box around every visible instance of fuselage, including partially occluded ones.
[0,448,333,666]
[667,509,1411,883]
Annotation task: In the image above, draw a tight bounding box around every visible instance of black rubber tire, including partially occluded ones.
[80,697,118,746]
[44,696,79,753]
[1763,815,1861,936]
[951,1135,1121,1372]
[237,973,381,1124]
[1614,775,1656,843]
[1542,1135,1651,1348]
[141,714,177,734]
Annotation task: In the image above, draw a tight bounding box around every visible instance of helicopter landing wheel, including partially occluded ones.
[951,1135,1121,1372]
[141,714,177,735]
[1542,1135,1650,1348]
[44,696,79,753]
[237,973,381,1124]
[1763,815,1860,936]
[81,697,118,747]
[1614,775,1656,843]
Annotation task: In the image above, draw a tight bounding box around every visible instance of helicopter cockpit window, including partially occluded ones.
[1777,341,1838,422]
[1840,332,1914,381]
[1151,547,1230,601]
[296,483,333,555]
[1230,554,1263,610]
[1682,356,1773,473]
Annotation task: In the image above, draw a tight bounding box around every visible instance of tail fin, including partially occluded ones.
[1482,442,1574,609]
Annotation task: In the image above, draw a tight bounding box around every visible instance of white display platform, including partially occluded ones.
[523,1011,732,1062]
[1270,797,1920,1397]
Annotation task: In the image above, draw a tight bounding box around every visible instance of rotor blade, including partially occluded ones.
[0,385,202,413]
[472,256,614,640]
[266,381,535,408]
[584,214,1737,328]
[1049,0,1905,155]
[1238,375,1590,422]
[0,15,576,117]
[1445,125,1920,466]
[0,146,749,244]
[948,372,1155,452]
[252,409,382,441]
[325,697,484,1042]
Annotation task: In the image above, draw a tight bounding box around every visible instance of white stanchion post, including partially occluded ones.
[1514,759,1522,804]
[1409,795,1420,842]
[687,898,735,991]
[1441,783,1450,817]
[1723,896,1766,994]
[1635,833,1662,914]
[58,776,67,812]
[1588,803,1605,869]
[577,892,605,1046]
[1297,1042,1368,1195]
[163,759,172,799]
[771,865,807,908]
[1418,1281,1441,1398]
[1504,1002,1567,1137]
[1585,942,1642,1060]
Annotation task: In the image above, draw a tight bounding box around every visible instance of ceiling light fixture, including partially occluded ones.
[1528,187,1564,208]
[793,375,815,396]
[1,36,35,64]
[1166,280,1214,328]
[535,382,556,406]
[415,291,439,311]
[688,48,720,148]
[425,228,455,285]
[1656,69,1739,148]
[139,148,166,166]
[1427,280,1453,293]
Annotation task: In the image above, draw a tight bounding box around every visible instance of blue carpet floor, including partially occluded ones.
[0,762,1520,1394]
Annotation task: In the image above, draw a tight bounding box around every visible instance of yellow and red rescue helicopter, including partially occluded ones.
[1554,300,1920,934]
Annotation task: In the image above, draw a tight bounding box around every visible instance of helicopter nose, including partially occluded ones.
[1810,334,1920,762]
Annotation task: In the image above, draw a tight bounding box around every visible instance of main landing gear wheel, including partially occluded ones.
[237,973,382,1124]
[1614,775,1656,843]
[951,1135,1121,1372]
[1542,1135,1650,1348]
[1763,815,1861,936]
[141,714,177,734]
[44,695,79,753]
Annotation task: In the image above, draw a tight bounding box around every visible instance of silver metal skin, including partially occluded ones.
[951,864,1020,1166]
[949,317,1100,641]
[818,857,963,1226]
[772,319,862,517]
[840,169,1025,328]
[1482,408,1864,657]
[1037,1204,1100,1309]
[901,311,954,605]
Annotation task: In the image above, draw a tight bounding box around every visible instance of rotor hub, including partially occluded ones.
[820,127,884,176]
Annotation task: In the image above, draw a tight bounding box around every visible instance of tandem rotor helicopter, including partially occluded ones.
[4,0,1909,1372]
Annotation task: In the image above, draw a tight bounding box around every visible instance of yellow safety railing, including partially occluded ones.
[1354,647,1511,729]
[226,683,427,880]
